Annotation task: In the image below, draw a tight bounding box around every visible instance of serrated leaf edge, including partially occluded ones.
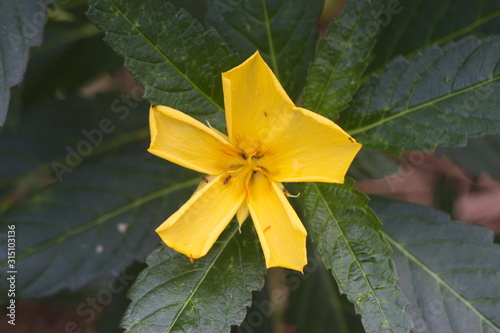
[309,182,402,331]
[382,230,498,330]
[2,176,200,265]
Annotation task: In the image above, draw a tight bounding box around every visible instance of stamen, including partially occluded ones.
[283,187,300,198]
[223,175,232,185]
[189,254,195,264]
[202,176,209,183]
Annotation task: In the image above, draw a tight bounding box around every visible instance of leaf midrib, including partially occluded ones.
[0,127,149,192]
[347,75,500,136]
[2,177,200,265]
[261,0,280,79]
[382,230,499,330]
[311,183,392,331]
[306,1,374,114]
[376,7,500,73]
[165,223,240,333]
[107,0,225,113]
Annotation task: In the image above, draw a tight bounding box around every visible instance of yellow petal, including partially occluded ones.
[247,172,307,271]
[260,107,362,183]
[156,173,246,259]
[148,105,239,175]
[222,51,296,151]
[236,200,249,226]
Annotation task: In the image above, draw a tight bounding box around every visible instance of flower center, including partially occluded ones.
[222,144,267,177]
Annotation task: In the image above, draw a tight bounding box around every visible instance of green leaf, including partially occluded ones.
[344,36,500,152]
[206,0,323,101]
[302,0,383,120]
[302,179,413,333]
[22,11,122,106]
[284,252,363,333]
[121,221,266,333]
[84,0,240,128]
[371,196,500,333]
[0,153,200,299]
[348,149,399,180]
[437,134,500,180]
[0,0,53,126]
[371,0,500,72]
[0,94,148,193]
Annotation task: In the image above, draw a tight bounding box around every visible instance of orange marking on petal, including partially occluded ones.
[264,225,271,232]
[218,149,237,158]
[255,167,267,176]
[249,145,262,156]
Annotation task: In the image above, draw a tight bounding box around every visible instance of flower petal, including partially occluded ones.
[247,173,307,271]
[156,173,246,259]
[148,105,239,175]
[260,107,362,183]
[222,51,296,151]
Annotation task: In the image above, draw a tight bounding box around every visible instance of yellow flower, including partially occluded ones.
[148,51,361,272]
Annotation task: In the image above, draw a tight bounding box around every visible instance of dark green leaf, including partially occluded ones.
[344,36,500,152]
[284,252,363,333]
[348,149,399,180]
[0,0,53,126]
[84,0,240,129]
[302,179,413,333]
[302,0,383,120]
[437,134,500,180]
[371,196,500,333]
[371,0,500,71]
[22,15,122,106]
[206,0,323,101]
[0,153,200,299]
[0,94,148,191]
[122,221,266,333]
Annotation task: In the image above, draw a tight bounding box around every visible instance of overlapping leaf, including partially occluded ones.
[302,0,383,120]
[0,94,148,190]
[0,153,199,299]
[347,149,398,180]
[343,36,500,152]
[206,0,323,101]
[122,221,266,333]
[437,134,500,180]
[0,0,54,126]
[84,0,240,128]
[302,179,413,333]
[371,0,500,71]
[371,196,500,333]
